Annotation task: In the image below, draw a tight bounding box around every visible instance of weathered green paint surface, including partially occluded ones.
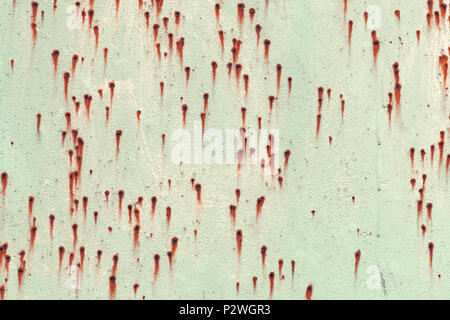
[0,0,449,299]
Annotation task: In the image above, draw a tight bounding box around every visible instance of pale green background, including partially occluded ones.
[0,0,449,299]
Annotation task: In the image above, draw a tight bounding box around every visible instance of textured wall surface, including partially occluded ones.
[0,0,449,300]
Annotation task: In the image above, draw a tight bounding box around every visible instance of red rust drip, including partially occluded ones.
[348,20,353,47]
[118,190,124,213]
[236,229,243,260]
[316,114,321,138]
[211,61,217,84]
[264,39,271,62]
[49,214,55,237]
[72,224,78,249]
[109,276,116,300]
[305,284,313,300]
[229,204,237,225]
[154,254,160,279]
[203,93,209,112]
[428,242,434,267]
[256,196,265,218]
[195,183,201,204]
[58,246,65,272]
[115,130,122,156]
[151,196,157,216]
[166,207,172,228]
[354,250,361,276]
[31,2,39,23]
[268,272,274,298]
[63,72,70,102]
[237,3,245,26]
[276,64,282,95]
[215,4,220,24]
[51,50,59,75]
[218,30,224,53]
[255,24,262,46]
[372,32,380,66]
[426,203,433,220]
